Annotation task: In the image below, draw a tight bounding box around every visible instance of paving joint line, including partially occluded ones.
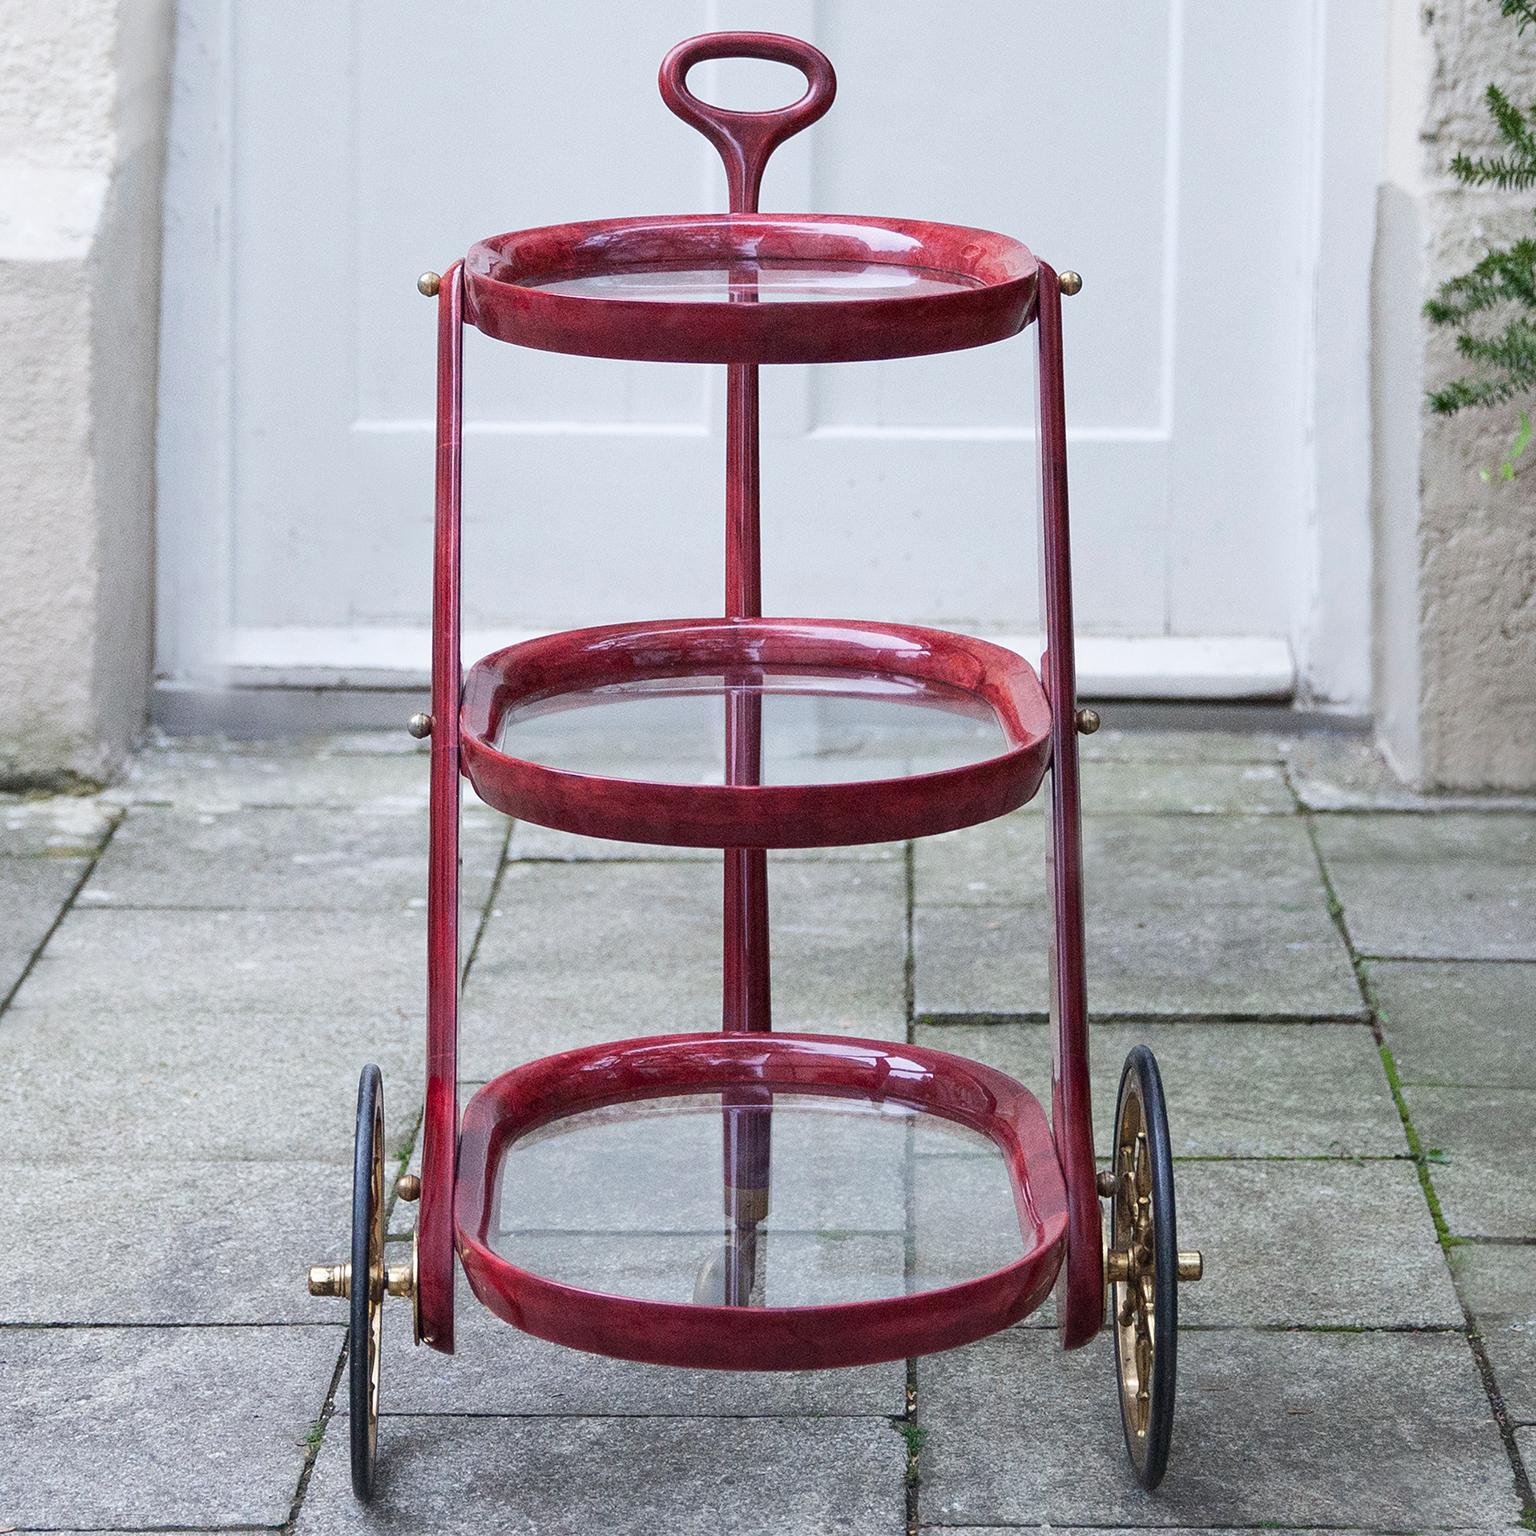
[0,808,123,1018]
[1290,770,1536,1525]
[1357,952,1536,966]
[282,1338,347,1533]
[914,1011,1370,1027]
[0,1319,349,1331]
[367,1409,902,1422]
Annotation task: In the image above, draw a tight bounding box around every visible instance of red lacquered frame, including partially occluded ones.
[463,214,1039,365]
[413,30,1102,1365]
[459,617,1053,848]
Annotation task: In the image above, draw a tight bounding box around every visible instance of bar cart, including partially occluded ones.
[307,31,1203,1502]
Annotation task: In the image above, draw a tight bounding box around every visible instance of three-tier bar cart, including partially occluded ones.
[308,31,1203,1502]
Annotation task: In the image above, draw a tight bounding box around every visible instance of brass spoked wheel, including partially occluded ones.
[307,1064,419,1502]
[1103,1045,1201,1491]
[348,1064,386,1500]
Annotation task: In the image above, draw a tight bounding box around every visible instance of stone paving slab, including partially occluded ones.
[1518,1428,1536,1502]
[915,810,1042,906]
[919,1529,1533,1536]
[913,1155,1453,1328]
[77,805,505,913]
[0,1323,342,1528]
[914,901,1363,1021]
[0,853,87,1001]
[1451,1243,1536,1424]
[13,906,426,1023]
[0,998,420,1164]
[1288,732,1536,814]
[1164,1159,1455,1326]
[1371,959,1536,1087]
[109,740,435,812]
[1314,813,1536,960]
[917,1022,1405,1158]
[296,1413,906,1535]
[949,760,1294,818]
[379,1278,903,1416]
[918,1327,1519,1528]
[0,908,427,1162]
[914,816,1360,1020]
[1402,1084,1536,1238]
[460,860,905,1075]
[1080,728,1290,764]
[3,1161,352,1324]
[1,792,117,857]
[1075,759,1295,815]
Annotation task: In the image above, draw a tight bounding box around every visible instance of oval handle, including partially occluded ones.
[659,32,836,213]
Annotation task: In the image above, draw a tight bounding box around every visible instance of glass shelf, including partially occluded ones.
[490,1091,1026,1309]
[526,258,982,305]
[495,667,1010,786]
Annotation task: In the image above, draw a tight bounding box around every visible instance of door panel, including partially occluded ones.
[162,0,1331,694]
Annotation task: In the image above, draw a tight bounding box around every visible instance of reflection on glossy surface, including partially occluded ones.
[491,1093,1025,1308]
[495,668,1008,784]
[527,258,981,303]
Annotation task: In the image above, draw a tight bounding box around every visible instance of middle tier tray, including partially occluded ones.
[460,617,1053,848]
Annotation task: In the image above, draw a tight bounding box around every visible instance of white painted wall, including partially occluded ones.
[157,0,1381,719]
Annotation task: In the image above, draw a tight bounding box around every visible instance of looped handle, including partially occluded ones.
[659,32,836,213]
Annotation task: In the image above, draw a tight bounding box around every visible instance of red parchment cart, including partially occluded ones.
[307,32,1202,1502]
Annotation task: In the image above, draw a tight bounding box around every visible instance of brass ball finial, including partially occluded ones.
[417,271,442,297]
[1059,270,1083,297]
[1074,707,1101,736]
[407,712,433,740]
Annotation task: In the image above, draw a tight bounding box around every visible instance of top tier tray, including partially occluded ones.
[462,34,1038,364]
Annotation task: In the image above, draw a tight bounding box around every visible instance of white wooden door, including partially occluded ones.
[158,0,1378,708]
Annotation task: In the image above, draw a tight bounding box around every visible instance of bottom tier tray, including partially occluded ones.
[458,618,1053,848]
[455,1033,1068,1371]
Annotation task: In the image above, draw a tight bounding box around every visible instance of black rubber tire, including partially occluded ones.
[349,1064,384,1501]
[1110,1044,1179,1491]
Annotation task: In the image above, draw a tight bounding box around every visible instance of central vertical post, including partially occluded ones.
[658,29,841,1305]
[722,360,771,1033]
[720,359,771,1306]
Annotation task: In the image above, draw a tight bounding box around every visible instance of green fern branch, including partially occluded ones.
[1424,4,1536,459]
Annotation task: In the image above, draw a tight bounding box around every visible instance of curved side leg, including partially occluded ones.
[418,260,465,1354]
[1036,262,1103,1349]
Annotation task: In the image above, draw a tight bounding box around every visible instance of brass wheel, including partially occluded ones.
[348,1064,385,1501]
[1104,1046,1200,1490]
[306,1067,420,1501]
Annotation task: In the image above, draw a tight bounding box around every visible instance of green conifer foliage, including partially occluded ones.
[1425,0,1536,476]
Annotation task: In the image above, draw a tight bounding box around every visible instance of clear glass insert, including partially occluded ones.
[491,1092,1026,1307]
[526,258,981,304]
[495,668,1009,784]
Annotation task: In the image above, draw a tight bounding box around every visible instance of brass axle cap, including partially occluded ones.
[306,1260,416,1299]
[1096,1169,1203,1283]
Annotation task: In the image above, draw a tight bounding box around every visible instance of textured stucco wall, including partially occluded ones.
[0,0,172,785]
[1376,0,1536,789]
